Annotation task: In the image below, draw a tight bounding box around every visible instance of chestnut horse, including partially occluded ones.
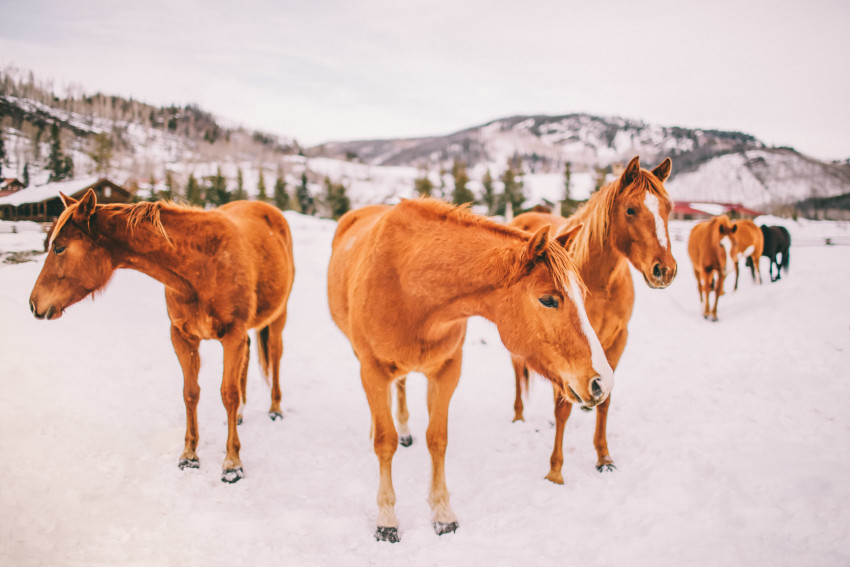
[506,156,676,483]
[327,198,613,542]
[730,219,764,289]
[687,215,736,321]
[29,189,295,483]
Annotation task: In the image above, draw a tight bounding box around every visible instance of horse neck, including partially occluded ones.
[390,217,520,323]
[92,205,197,295]
[567,192,627,289]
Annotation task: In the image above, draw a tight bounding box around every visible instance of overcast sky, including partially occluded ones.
[1,0,848,161]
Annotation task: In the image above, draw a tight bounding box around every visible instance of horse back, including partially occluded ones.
[509,211,568,234]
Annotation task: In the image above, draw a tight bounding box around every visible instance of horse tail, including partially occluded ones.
[256,326,272,388]
[781,246,790,274]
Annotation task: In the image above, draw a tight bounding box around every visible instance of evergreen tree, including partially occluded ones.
[414,170,433,198]
[47,123,74,182]
[0,130,5,179]
[297,172,314,215]
[450,159,474,205]
[22,163,30,187]
[233,168,246,200]
[206,166,231,207]
[481,169,496,215]
[273,175,290,210]
[162,170,175,201]
[560,161,579,216]
[257,169,269,202]
[89,132,113,175]
[185,173,202,206]
[323,176,350,220]
[593,166,608,193]
[497,160,525,216]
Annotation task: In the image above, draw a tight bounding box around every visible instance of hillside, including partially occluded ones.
[2,68,849,217]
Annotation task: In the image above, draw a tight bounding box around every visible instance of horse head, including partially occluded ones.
[29,189,116,320]
[495,225,614,408]
[609,156,677,289]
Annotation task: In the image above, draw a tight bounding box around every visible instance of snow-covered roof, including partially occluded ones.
[0,177,102,206]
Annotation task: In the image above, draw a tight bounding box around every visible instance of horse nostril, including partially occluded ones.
[591,376,604,400]
[653,263,662,279]
[30,299,35,314]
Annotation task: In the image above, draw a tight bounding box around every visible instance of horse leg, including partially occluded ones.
[702,271,713,319]
[171,325,201,470]
[361,359,400,542]
[395,377,413,447]
[693,268,703,302]
[733,258,740,291]
[545,389,573,484]
[710,269,725,321]
[265,311,287,421]
[594,330,626,472]
[511,356,528,422]
[237,334,250,425]
[220,332,249,483]
[425,351,462,535]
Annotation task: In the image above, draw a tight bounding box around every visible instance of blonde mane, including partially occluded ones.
[566,170,670,266]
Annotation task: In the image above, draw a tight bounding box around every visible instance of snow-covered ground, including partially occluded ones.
[1,213,849,566]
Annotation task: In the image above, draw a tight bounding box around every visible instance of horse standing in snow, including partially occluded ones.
[29,189,295,483]
[504,156,676,482]
[760,224,791,282]
[327,198,613,542]
[688,215,737,321]
[730,219,764,289]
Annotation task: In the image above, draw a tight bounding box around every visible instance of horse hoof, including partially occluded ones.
[512,414,524,423]
[596,463,617,473]
[221,467,244,483]
[434,521,459,536]
[268,411,283,421]
[237,416,243,426]
[375,526,399,543]
[178,458,199,470]
[399,435,413,447]
[544,471,564,485]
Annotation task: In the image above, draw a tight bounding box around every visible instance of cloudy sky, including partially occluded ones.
[1,0,848,160]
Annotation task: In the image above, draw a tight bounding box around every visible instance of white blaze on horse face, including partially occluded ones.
[643,193,668,249]
[566,275,614,391]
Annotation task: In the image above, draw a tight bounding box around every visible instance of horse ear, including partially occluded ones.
[72,188,98,224]
[620,156,641,187]
[555,223,583,250]
[651,157,672,182]
[59,192,77,208]
[523,225,551,266]
[731,224,738,233]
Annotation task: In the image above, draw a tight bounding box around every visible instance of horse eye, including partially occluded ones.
[53,245,66,254]
[626,207,636,216]
[538,295,559,309]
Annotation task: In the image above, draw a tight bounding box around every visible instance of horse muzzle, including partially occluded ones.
[645,261,677,289]
[30,299,60,320]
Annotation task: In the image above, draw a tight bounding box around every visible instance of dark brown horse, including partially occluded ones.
[327,198,613,542]
[29,189,295,483]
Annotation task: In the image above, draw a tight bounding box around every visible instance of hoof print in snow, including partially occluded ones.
[434,521,458,536]
[221,467,244,483]
[399,435,413,447]
[178,458,199,470]
[375,526,399,543]
[268,411,283,421]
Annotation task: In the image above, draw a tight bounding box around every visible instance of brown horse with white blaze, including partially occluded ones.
[507,156,676,483]
[327,198,613,542]
[29,189,295,483]
[730,218,764,289]
[687,214,737,321]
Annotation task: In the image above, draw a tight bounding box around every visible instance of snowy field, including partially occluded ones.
[1,213,849,566]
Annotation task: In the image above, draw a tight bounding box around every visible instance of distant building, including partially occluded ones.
[0,177,132,222]
[672,201,762,220]
[0,178,26,198]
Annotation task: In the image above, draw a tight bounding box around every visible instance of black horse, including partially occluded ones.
[760,225,791,282]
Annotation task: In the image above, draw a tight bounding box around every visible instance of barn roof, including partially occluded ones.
[0,177,121,206]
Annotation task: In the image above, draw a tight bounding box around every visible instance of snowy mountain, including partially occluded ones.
[2,68,848,216]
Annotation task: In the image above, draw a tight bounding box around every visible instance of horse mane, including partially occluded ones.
[566,169,670,266]
[51,200,194,248]
[397,198,581,295]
